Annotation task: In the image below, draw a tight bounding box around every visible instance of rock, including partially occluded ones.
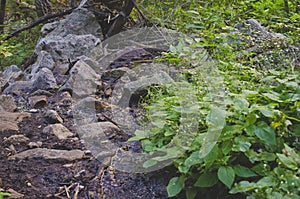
[7,188,25,198]
[59,60,100,96]
[36,34,100,63]
[77,122,121,164]
[43,124,73,140]
[3,134,30,145]
[0,65,25,92]
[43,110,63,124]
[31,51,55,75]
[3,81,33,95]
[40,21,60,37]
[8,148,85,161]
[0,95,17,112]
[30,89,53,97]
[53,63,70,75]
[59,91,72,106]
[32,68,57,91]
[28,95,48,108]
[234,19,285,39]
[0,111,31,132]
[44,8,102,38]
[28,141,43,148]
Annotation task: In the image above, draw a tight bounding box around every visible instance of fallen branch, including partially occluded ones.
[2,8,74,42]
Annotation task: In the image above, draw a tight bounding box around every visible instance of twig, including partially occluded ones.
[2,8,74,42]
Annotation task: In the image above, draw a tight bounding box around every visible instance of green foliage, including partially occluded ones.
[131,1,299,198]
[0,191,11,199]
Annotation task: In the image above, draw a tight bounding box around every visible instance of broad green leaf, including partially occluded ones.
[229,181,256,194]
[167,176,186,197]
[276,153,298,170]
[260,109,274,118]
[186,187,198,199]
[181,151,203,173]
[194,172,218,187]
[246,113,257,125]
[234,98,249,111]
[199,107,226,158]
[233,137,251,152]
[254,122,276,145]
[262,92,283,102]
[218,166,235,188]
[233,165,257,178]
[256,176,276,187]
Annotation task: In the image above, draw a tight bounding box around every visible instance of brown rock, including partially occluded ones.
[8,148,85,161]
[43,124,73,140]
[43,110,63,124]
[0,111,31,132]
[0,95,17,112]
[28,95,48,108]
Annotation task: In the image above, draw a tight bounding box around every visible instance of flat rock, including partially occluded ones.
[8,148,85,161]
[0,111,31,132]
[0,95,17,112]
[43,124,73,140]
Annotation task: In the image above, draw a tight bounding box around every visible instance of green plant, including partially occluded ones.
[0,191,11,199]
[129,34,299,198]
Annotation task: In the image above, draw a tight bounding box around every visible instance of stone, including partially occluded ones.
[8,148,85,161]
[7,188,25,198]
[40,21,60,37]
[59,60,101,96]
[31,51,55,75]
[0,111,31,132]
[0,95,17,112]
[77,122,121,163]
[43,124,73,140]
[53,63,70,75]
[28,95,48,108]
[44,8,102,38]
[0,65,25,92]
[3,81,33,95]
[43,110,63,124]
[28,141,43,148]
[3,134,30,145]
[36,34,100,63]
[32,68,57,91]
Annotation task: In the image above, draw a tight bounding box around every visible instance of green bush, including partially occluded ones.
[131,0,300,198]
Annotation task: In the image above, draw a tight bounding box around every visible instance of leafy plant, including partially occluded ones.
[130,34,299,198]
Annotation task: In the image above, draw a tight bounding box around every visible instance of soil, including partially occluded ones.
[0,49,174,199]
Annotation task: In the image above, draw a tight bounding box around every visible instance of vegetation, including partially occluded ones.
[128,0,299,198]
[0,0,299,198]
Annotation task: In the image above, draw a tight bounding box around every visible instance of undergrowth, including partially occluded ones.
[130,0,300,198]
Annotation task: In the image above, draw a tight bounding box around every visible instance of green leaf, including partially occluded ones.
[262,92,283,102]
[246,113,257,125]
[260,109,274,118]
[194,172,218,187]
[167,176,186,197]
[181,151,203,173]
[234,98,249,111]
[229,181,256,194]
[218,166,235,188]
[233,165,257,178]
[256,176,276,187]
[254,122,276,145]
[276,153,298,170]
[186,187,198,199]
[199,107,226,158]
